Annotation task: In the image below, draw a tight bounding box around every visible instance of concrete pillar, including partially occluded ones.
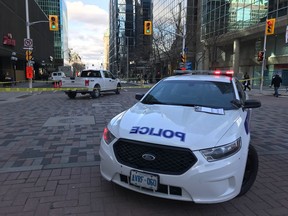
[233,39,240,75]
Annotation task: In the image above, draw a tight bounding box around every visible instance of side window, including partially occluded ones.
[95,71,101,78]
[104,71,109,78]
[235,80,246,102]
[107,71,115,79]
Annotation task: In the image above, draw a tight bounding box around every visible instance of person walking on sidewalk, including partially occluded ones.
[270,74,282,97]
[243,72,251,91]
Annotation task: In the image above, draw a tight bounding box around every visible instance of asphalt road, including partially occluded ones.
[0,86,287,216]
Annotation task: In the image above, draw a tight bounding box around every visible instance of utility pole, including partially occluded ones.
[182,1,187,60]
[25,0,33,89]
[260,33,267,93]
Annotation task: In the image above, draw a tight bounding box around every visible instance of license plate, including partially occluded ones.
[130,170,158,190]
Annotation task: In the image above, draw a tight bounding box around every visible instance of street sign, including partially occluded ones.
[24,38,33,48]
[186,62,192,70]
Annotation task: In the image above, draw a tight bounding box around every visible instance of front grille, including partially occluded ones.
[113,139,197,175]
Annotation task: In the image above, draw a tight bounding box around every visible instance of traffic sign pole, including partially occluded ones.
[25,0,33,89]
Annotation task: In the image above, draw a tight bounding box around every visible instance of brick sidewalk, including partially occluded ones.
[0,88,287,215]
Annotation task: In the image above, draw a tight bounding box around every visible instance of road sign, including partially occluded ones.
[186,62,192,70]
[24,38,33,48]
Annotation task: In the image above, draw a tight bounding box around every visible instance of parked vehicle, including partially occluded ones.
[61,69,121,99]
[49,71,66,83]
[99,70,261,203]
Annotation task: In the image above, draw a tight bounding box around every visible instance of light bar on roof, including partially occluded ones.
[174,70,234,76]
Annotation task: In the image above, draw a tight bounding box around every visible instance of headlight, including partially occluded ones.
[102,127,116,144]
[200,138,241,162]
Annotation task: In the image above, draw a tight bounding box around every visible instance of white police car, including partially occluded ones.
[99,70,261,203]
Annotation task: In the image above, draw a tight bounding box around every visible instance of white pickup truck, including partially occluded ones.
[61,69,121,99]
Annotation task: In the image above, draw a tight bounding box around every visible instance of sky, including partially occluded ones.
[65,0,109,67]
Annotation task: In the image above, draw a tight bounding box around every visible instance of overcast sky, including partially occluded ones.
[66,0,109,67]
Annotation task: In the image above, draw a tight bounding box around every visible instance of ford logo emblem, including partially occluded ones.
[142,153,156,161]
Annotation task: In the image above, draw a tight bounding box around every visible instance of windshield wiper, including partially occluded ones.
[142,101,167,105]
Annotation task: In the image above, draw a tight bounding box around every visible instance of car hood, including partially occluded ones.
[109,102,242,150]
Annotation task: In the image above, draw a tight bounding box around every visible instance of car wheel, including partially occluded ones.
[67,92,77,99]
[238,145,258,197]
[115,83,121,94]
[90,85,100,98]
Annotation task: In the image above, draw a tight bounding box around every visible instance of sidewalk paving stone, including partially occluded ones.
[0,84,287,215]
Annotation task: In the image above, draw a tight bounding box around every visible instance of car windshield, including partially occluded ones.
[141,79,236,110]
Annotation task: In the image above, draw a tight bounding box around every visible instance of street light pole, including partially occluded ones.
[127,37,129,80]
[182,1,187,56]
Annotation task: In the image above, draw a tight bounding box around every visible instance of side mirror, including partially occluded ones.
[244,99,261,109]
[135,93,145,101]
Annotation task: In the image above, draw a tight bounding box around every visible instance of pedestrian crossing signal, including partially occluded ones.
[49,15,59,31]
[257,51,264,62]
[26,66,34,79]
[266,18,275,35]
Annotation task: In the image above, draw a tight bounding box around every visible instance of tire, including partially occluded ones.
[90,85,100,98]
[238,145,258,197]
[67,92,77,99]
[115,83,121,94]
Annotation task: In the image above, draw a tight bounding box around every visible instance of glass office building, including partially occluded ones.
[152,0,198,75]
[200,0,288,86]
[109,0,152,79]
[35,0,68,67]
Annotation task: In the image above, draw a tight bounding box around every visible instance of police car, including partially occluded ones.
[99,70,261,203]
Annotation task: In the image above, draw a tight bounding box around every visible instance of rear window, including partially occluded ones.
[81,70,101,78]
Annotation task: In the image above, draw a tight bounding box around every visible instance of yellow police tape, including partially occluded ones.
[0,86,152,92]
[0,77,261,92]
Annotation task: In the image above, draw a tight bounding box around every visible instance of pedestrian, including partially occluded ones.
[144,74,147,84]
[270,73,282,97]
[243,72,251,91]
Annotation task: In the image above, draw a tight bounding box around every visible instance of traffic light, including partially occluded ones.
[26,50,32,61]
[181,53,186,63]
[265,18,275,35]
[144,21,152,35]
[257,51,264,62]
[49,15,59,31]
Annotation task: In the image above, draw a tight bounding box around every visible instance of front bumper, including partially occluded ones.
[99,139,248,204]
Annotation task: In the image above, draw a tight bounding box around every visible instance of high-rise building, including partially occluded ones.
[0,0,54,82]
[153,0,198,76]
[200,0,288,86]
[35,0,69,67]
[109,0,153,79]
